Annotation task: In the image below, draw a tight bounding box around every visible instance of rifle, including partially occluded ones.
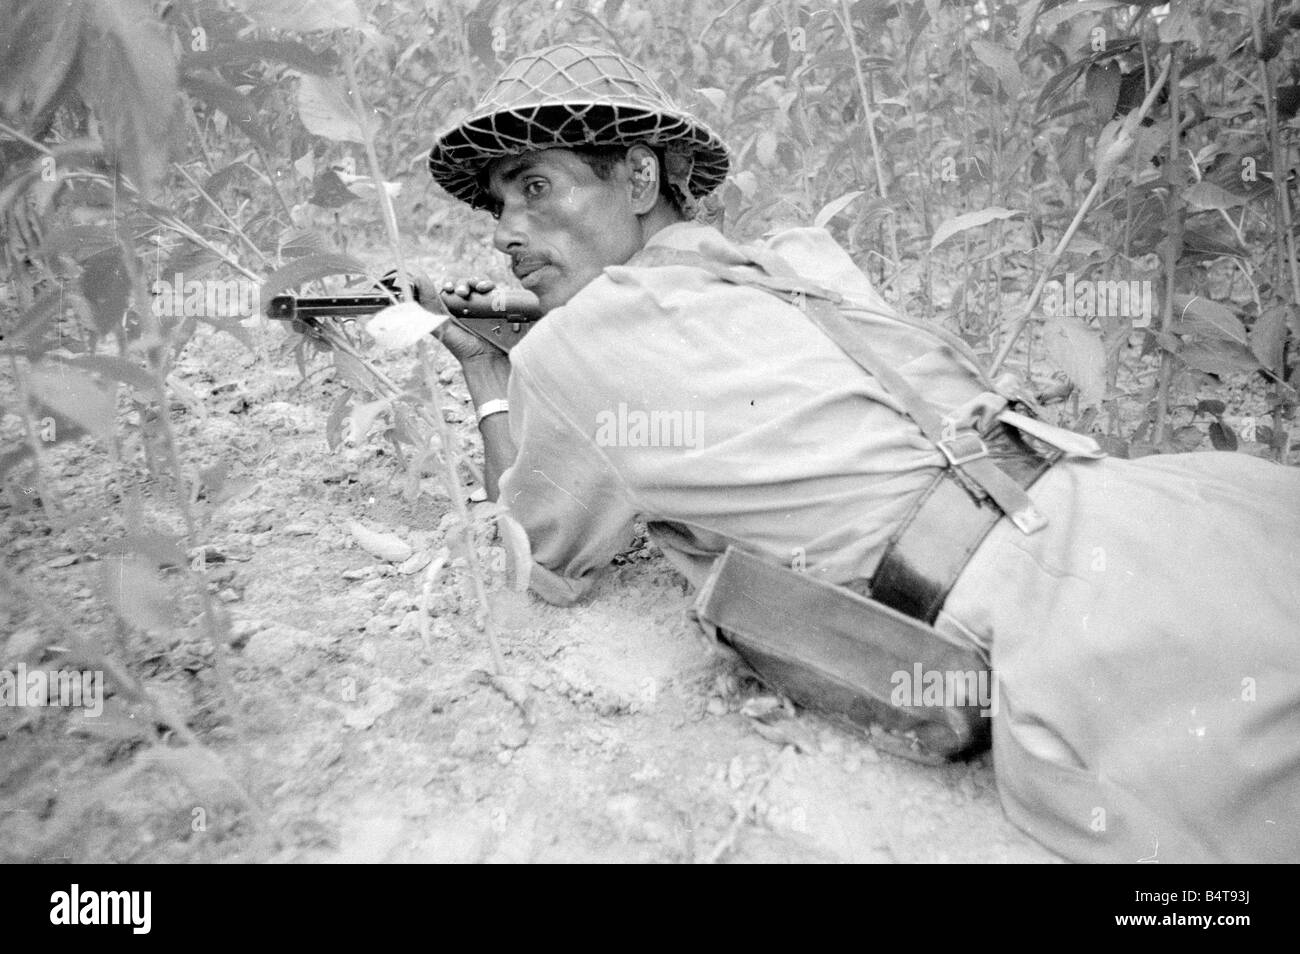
[266,280,541,354]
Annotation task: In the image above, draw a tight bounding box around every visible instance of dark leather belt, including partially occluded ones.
[844,422,1060,624]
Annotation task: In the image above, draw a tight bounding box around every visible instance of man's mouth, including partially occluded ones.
[512,259,548,280]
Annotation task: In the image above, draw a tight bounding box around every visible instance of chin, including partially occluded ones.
[535,281,577,314]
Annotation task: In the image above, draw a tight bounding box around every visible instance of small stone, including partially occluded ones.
[397,550,433,575]
[726,755,746,790]
[217,587,242,603]
[207,566,236,585]
[45,554,80,568]
[283,522,315,536]
[343,566,381,581]
[705,697,728,716]
[450,726,482,757]
[818,732,845,756]
[380,590,413,614]
[499,724,529,749]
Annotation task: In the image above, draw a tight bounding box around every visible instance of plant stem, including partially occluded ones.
[1256,19,1299,462]
[838,0,899,271]
[990,56,1173,375]
[340,42,504,677]
[1153,45,1185,447]
[172,162,272,268]
[6,351,64,518]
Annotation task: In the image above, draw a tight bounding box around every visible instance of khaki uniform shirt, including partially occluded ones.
[500,221,988,606]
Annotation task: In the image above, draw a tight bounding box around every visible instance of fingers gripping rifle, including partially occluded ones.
[266,277,541,354]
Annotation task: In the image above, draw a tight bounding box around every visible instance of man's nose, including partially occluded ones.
[493,201,527,255]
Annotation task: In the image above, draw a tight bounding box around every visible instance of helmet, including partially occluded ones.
[427,43,730,215]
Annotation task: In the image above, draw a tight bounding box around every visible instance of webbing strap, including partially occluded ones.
[630,243,1048,534]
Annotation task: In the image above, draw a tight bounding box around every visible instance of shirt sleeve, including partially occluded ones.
[497,358,639,607]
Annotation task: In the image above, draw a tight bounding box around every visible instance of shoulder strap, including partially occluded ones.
[630,243,1048,535]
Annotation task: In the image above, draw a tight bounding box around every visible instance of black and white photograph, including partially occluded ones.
[0,0,1296,885]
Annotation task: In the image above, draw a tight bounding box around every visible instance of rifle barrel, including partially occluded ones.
[267,289,542,323]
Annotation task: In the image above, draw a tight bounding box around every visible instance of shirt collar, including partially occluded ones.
[641,220,724,255]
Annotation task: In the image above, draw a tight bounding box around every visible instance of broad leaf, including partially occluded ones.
[262,252,370,302]
[182,40,339,75]
[970,40,1024,97]
[233,0,364,32]
[1177,340,1262,376]
[325,389,354,452]
[60,354,157,391]
[1184,181,1248,212]
[79,247,132,335]
[1208,421,1238,451]
[27,363,115,439]
[1038,0,1120,32]
[813,190,865,229]
[296,73,374,143]
[930,207,1023,250]
[181,70,272,152]
[1250,304,1290,371]
[1172,295,1249,346]
[79,0,178,194]
[35,226,120,263]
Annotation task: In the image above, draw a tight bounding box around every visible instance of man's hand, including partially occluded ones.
[420,276,502,363]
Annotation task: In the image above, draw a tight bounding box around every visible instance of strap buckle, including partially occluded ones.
[936,431,988,468]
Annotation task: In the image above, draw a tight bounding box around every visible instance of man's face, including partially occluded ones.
[486,149,645,313]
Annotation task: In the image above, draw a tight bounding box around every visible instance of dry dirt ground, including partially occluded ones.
[2,268,1068,864]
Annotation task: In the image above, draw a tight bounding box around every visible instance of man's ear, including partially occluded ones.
[625,144,660,215]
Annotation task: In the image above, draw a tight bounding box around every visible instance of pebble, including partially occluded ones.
[450,726,482,757]
[217,588,242,603]
[705,697,728,716]
[397,551,432,576]
[499,724,529,749]
[818,732,845,756]
[726,755,746,790]
[380,590,414,614]
[343,566,382,581]
[44,554,80,568]
[283,522,316,536]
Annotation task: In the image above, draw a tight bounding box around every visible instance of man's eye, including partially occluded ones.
[523,179,548,198]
